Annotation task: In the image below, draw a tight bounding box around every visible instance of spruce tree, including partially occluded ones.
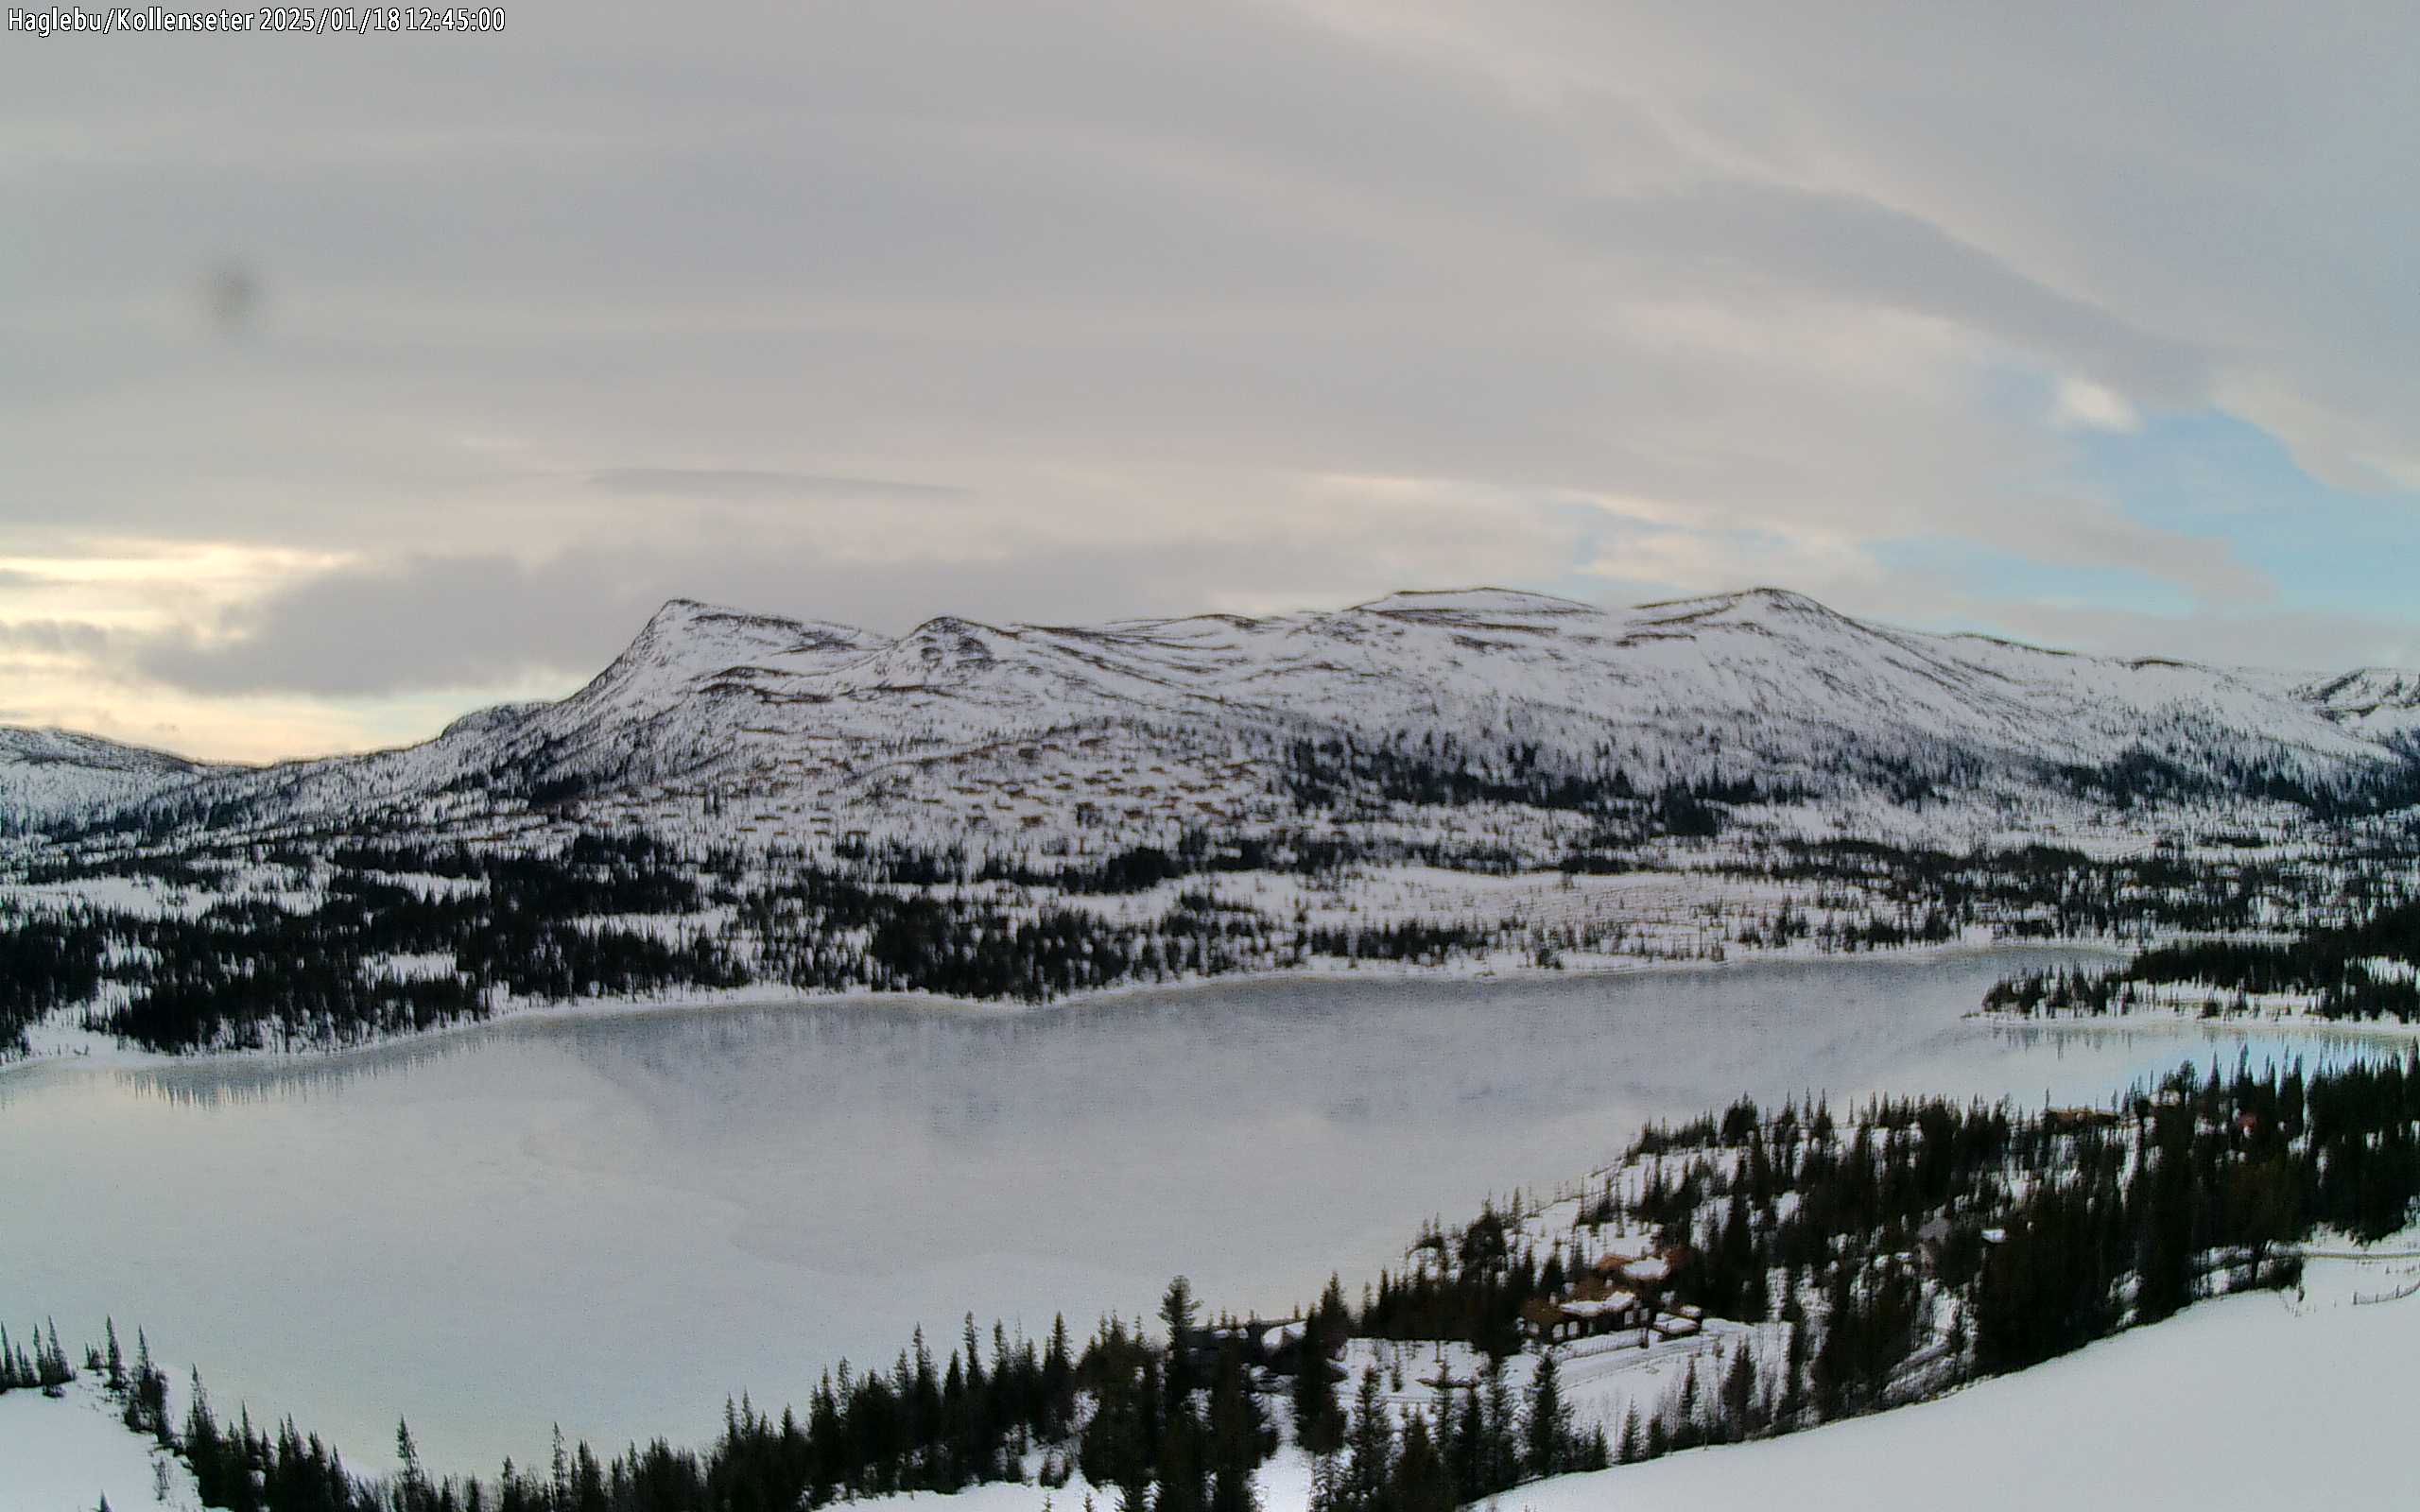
[1526,1351,1569,1477]
[1720,1342,1757,1442]
[1292,1347,1342,1455]
[1155,1396,1208,1512]
[1160,1277,1201,1402]
[1044,1314,1075,1435]
[1448,1383,1485,1503]
[1388,1413,1455,1512]
[1207,1347,1262,1512]
[397,1418,426,1512]
[1479,1355,1519,1493]
[1340,1369,1392,1512]
[1674,1356,1703,1449]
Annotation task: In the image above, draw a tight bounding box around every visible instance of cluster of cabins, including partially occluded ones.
[1181,1246,1706,1378]
[1518,1248,1703,1349]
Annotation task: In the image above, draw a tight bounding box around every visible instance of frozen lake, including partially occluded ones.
[0,949,2377,1474]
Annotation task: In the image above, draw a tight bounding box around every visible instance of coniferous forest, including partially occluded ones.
[6,809,2407,1058]
[13,1053,2416,1512]
[1986,896,2420,1023]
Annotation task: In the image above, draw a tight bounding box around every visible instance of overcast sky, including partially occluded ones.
[6,0,2418,761]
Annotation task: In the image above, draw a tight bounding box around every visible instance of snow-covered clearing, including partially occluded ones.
[0,1376,200,1512]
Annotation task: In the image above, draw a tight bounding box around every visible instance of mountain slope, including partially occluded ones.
[2298,666,2420,751]
[0,727,222,829]
[10,587,2414,856]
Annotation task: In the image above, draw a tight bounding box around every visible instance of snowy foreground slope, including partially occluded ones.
[1513,1248,2420,1512]
[5,585,2415,852]
[821,1248,2418,1512]
[0,1375,200,1512]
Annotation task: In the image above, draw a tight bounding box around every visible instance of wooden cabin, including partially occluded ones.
[1519,1284,1648,1345]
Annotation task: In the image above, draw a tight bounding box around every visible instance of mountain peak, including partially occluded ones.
[1637,586,1844,623]
[640,596,763,634]
[1350,587,1604,623]
[629,598,885,657]
[1735,586,1837,614]
[906,614,1005,639]
[437,702,546,742]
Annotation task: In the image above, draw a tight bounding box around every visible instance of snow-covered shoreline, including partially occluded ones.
[1967,1005,2420,1043]
[0,930,2128,1081]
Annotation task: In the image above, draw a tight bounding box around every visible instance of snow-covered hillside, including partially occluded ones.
[0,728,219,831]
[2298,665,2420,751]
[7,587,2413,861]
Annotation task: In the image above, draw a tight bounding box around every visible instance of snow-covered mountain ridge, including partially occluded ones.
[0,726,224,829]
[5,585,2414,853]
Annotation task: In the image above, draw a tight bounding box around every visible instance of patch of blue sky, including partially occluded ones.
[1866,540,2198,620]
[2063,408,2420,621]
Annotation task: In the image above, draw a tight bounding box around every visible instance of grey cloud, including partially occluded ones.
[1565,180,2209,405]
[589,470,966,504]
[117,537,1499,700]
[0,619,116,657]
[130,555,651,697]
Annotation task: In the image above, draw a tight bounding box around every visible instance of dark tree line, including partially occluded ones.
[1278,733,1806,846]
[1752,835,2362,945]
[0,1317,78,1392]
[0,913,105,1055]
[13,836,1289,1052]
[1988,895,2420,1024]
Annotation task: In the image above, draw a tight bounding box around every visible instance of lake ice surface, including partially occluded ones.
[1,949,2380,1474]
